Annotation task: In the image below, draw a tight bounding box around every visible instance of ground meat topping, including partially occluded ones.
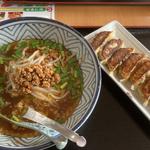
[13,64,60,95]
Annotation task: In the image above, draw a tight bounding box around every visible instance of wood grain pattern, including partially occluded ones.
[55,5,150,28]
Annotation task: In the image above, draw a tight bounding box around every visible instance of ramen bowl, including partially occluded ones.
[0,17,101,150]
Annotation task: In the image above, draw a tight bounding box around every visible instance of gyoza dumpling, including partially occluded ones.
[130,59,150,90]
[118,53,144,81]
[107,48,134,72]
[91,31,112,54]
[138,77,150,106]
[99,39,123,61]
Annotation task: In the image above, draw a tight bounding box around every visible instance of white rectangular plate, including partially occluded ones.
[85,20,150,120]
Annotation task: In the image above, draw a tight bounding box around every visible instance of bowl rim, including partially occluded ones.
[0,17,102,150]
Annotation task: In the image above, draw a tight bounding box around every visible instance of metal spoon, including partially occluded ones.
[23,107,87,147]
[0,113,68,150]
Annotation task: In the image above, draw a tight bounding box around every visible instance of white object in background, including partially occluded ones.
[0,4,55,21]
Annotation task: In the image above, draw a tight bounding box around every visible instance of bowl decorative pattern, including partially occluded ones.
[0,17,101,150]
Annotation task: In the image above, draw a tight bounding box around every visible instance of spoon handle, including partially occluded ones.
[0,113,67,150]
[23,107,86,147]
[21,122,68,150]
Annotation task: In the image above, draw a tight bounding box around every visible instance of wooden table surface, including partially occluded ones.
[55,5,150,28]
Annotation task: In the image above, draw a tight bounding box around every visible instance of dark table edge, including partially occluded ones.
[3,1,150,5]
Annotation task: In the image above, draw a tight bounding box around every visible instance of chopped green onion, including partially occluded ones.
[0,44,7,53]
[11,115,20,122]
[47,41,54,48]
[68,58,76,66]
[0,57,4,64]
[55,65,61,74]
[76,68,82,78]
[0,56,12,64]
[53,84,60,90]
[12,49,22,59]
[61,67,67,74]
[74,70,78,78]
[51,42,57,49]
[43,40,50,47]
[30,40,40,49]
[60,50,65,57]
[58,44,65,51]
[60,76,69,84]
[60,82,68,89]
[16,40,27,49]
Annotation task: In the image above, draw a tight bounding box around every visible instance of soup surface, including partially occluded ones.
[0,39,83,137]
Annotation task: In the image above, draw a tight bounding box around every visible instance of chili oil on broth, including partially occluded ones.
[0,39,83,138]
